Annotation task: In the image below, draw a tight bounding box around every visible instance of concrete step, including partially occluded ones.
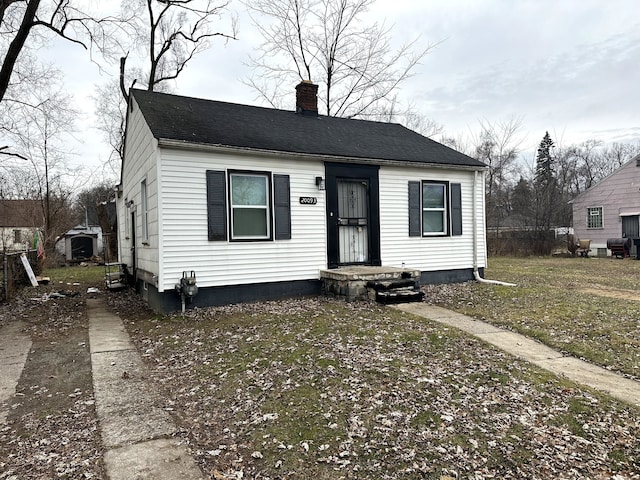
[375,289,425,304]
[366,278,418,291]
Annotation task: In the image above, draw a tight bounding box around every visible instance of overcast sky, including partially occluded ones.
[52,0,640,179]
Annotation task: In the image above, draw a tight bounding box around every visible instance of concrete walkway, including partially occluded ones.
[0,322,31,426]
[87,298,205,480]
[395,303,640,407]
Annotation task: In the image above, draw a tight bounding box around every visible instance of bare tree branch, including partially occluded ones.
[95,0,236,175]
[0,0,40,103]
[244,0,435,120]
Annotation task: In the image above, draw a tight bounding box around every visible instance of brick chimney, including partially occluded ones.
[295,80,318,116]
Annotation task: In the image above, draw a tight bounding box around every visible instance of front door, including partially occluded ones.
[325,163,380,268]
[130,211,137,285]
[337,179,370,264]
[622,215,639,256]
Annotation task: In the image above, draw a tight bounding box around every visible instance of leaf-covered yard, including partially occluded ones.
[111,263,640,480]
[424,256,640,380]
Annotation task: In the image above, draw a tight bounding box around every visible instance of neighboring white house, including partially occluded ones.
[0,199,43,253]
[572,154,640,257]
[118,83,488,312]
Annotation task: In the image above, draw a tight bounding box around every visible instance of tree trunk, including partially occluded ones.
[0,0,40,102]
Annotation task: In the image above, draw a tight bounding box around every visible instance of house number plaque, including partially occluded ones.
[299,196,318,205]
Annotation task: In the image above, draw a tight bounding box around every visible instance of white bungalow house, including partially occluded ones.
[117,83,488,312]
[572,154,640,257]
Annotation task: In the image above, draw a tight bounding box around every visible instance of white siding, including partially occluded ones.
[158,148,327,291]
[379,166,486,271]
[119,102,488,292]
[118,98,161,277]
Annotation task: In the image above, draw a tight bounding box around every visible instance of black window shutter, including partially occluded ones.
[206,170,227,241]
[408,181,421,237]
[274,174,291,240]
[451,183,462,236]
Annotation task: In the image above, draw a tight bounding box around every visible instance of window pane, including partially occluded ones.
[233,208,267,237]
[423,211,444,233]
[423,184,444,208]
[232,175,267,206]
[587,207,602,228]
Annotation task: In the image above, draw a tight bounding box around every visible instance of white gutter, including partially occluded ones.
[472,170,516,287]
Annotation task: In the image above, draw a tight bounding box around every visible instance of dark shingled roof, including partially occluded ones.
[131,89,485,169]
[0,200,43,228]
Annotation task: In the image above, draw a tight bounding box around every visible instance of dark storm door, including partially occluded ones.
[325,162,381,268]
[622,215,639,256]
[337,179,370,264]
[130,211,137,283]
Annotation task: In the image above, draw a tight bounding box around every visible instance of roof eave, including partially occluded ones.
[156,138,488,172]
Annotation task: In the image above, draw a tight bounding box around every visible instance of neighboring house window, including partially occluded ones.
[141,179,149,241]
[587,206,603,229]
[230,172,270,239]
[408,181,462,237]
[206,170,291,242]
[14,229,21,244]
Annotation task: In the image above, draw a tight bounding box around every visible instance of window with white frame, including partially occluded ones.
[230,172,270,240]
[141,179,149,241]
[422,182,447,235]
[587,206,603,229]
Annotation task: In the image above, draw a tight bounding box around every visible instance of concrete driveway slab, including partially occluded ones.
[87,298,204,478]
[104,438,205,480]
[0,322,31,425]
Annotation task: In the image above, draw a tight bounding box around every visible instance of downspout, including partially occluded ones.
[472,170,516,287]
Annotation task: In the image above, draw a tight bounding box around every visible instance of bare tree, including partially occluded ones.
[245,0,435,118]
[470,118,523,234]
[93,80,127,177]
[1,1,126,163]
[94,0,236,173]
[118,0,237,103]
[373,96,443,137]
[6,84,81,257]
[601,141,640,172]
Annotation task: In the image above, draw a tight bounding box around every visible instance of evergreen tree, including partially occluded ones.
[533,131,557,254]
[535,131,555,187]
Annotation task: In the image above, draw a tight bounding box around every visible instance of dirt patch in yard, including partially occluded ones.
[578,286,640,302]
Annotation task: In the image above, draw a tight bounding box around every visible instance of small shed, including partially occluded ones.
[56,225,103,261]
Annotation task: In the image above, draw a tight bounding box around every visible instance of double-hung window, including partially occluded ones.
[409,180,461,237]
[206,169,291,242]
[422,182,447,235]
[230,172,270,240]
[587,206,603,229]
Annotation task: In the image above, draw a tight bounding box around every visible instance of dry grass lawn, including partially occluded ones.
[109,258,640,479]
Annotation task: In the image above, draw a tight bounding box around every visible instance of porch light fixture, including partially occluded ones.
[315,176,325,191]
